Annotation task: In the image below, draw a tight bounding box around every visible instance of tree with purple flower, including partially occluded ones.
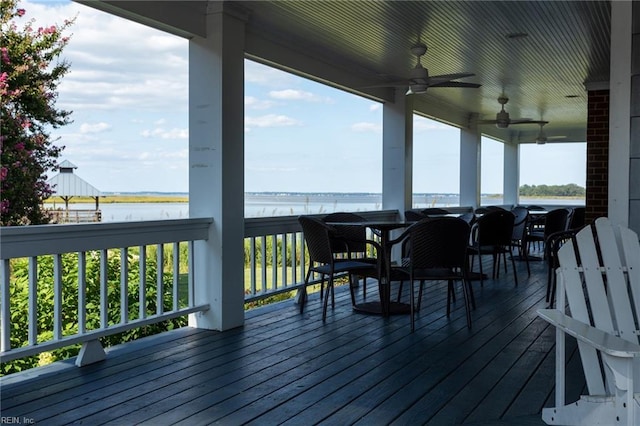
[1,0,74,225]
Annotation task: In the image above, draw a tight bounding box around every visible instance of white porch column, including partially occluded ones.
[503,142,519,207]
[608,0,632,227]
[382,89,413,215]
[188,4,246,331]
[629,2,640,233]
[460,115,481,209]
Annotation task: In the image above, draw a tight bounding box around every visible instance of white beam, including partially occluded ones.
[460,115,481,208]
[503,143,519,207]
[382,90,413,215]
[629,2,640,234]
[608,0,633,227]
[188,7,246,331]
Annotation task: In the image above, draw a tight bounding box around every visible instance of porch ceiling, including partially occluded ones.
[81,0,611,144]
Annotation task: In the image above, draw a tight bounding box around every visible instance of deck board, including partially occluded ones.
[1,257,585,425]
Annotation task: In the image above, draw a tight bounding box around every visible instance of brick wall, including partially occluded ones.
[586,90,609,223]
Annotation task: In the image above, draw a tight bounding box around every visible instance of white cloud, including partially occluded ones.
[246,114,301,128]
[351,122,381,133]
[245,60,295,87]
[245,96,276,110]
[269,89,329,103]
[369,103,382,111]
[141,128,188,139]
[23,0,189,112]
[79,122,111,133]
[414,116,451,132]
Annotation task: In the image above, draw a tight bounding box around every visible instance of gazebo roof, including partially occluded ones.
[47,161,101,197]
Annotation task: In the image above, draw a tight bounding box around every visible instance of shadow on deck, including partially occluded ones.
[1,257,584,425]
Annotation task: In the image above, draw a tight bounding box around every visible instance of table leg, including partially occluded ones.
[353,228,410,316]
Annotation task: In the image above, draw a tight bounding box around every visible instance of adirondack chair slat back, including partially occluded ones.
[557,217,640,396]
[619,226,640,322]
[557,227,609,395]
[594,219,637,343]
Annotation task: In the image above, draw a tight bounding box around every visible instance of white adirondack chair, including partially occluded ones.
[537,217,640,425]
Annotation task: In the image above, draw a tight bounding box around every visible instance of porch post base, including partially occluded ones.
[75,339,106,367]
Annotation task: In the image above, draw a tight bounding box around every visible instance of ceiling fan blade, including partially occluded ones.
[510,119,549,125]
[478,119,498,124]
[429,81,481,88]
[428,73,475,84]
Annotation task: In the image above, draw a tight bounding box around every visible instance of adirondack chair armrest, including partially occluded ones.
[538,309,640,358]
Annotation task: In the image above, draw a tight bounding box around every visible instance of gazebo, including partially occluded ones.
[46,160,103,222]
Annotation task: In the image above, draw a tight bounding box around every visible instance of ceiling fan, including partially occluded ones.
[480,96,548,129]
[532,122,568,145]
[366,42,481,95]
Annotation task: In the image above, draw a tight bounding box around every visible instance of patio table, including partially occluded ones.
[327,220,413,316]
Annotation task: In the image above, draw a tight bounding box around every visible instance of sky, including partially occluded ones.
[23,0,587,194]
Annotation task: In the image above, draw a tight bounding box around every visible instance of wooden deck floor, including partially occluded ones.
[1,257,585,425]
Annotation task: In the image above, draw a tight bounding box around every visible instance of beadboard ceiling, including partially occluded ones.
[82,0,612,144]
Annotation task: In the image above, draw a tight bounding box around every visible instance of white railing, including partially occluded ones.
[0,218,212,363]
[0,210,401,366]
[243,210,399,303]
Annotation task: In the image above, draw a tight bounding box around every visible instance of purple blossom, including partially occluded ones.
[0,48,9,64]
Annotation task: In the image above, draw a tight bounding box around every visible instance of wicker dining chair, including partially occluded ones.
[568,206,586,230]
[298,216,380,321]
[510,206,530,276]
[389,217,473,331]
[527,208,571,256]
[544,228,579,307]
[468,209,518,287]
[322,212,378,298]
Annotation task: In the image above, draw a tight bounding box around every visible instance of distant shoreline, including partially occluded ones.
[43,192,584,204]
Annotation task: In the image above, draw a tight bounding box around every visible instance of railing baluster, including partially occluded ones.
[260,236,267,294]
[78,252,86,334]
[100,249,108,328]
[188,240,194,307]
[120,248,128,324]
[28,257,37,345]
[298,232,306,284]
[291,233,298,285]
[53,254,62,340]
[157,244,164,315]
[173,242,179,311]
[250,237,257,296]
[1,259,11,352]
[271,235,278,291]
[281,233,288,287]
[139,246,146,319]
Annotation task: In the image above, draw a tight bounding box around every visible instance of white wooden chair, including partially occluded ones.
[537,217,640,425]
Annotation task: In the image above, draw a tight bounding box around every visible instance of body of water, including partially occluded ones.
[48,193,584,223]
